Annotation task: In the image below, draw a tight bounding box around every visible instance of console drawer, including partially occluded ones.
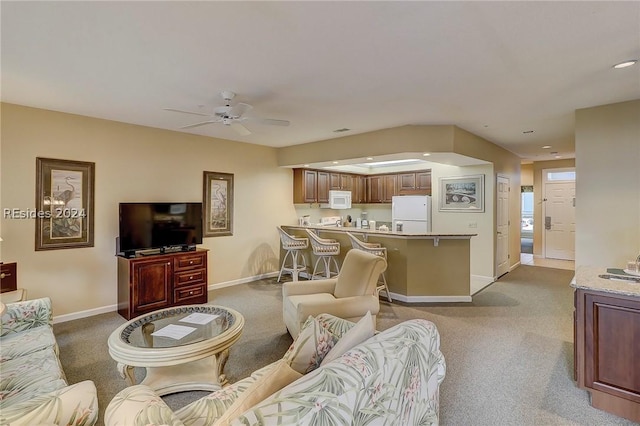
[174,284,207,304]
[174,269,206,287]
[174,252,206,271]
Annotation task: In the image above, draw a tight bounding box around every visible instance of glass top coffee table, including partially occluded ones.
[108,304,244,395]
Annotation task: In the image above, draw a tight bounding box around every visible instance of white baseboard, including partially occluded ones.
[53,304,118,324]
[509,262,521,272]
[53,272,280,323]
[207,272,279,291]
[389,292,472,303]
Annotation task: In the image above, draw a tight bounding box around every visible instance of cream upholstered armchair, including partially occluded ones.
[282,249,387,338]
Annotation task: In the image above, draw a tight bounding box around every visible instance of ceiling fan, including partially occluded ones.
[164,91,290,136]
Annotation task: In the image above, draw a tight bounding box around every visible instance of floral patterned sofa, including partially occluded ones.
[0,297,99,425]
[105,313,446,426]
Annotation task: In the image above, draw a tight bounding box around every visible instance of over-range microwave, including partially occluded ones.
[321,190,352,209]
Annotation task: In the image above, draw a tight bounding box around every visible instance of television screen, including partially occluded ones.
[119,203,203,253]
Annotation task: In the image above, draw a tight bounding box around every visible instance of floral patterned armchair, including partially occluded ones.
[105,314,446,425]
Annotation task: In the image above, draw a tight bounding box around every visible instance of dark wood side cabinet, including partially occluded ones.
[0,262,18,293]
[574,287,640,422]
[117,249,208,320]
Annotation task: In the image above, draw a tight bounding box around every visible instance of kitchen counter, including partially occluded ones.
[281,225,476,302]
[570,266,640,297]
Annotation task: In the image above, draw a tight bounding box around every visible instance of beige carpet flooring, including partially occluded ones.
[53,265,635,425]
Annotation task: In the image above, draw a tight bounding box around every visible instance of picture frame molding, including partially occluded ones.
[438,174,485,212]
[203,171,234,237]
[35,157,95,250]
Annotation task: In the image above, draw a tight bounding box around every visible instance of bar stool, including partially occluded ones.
[346,232,392,302]
[306,229,341,279]
[277,227,309,282]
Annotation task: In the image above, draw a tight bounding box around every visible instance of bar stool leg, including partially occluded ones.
[378,273,392,302]
[277,250,292,282]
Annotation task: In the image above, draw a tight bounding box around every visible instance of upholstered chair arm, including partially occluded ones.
[283,280,337,297]
[0,380,98,426]
[296,295,380,321]
[105,384,185,426]
[1,297,53,337]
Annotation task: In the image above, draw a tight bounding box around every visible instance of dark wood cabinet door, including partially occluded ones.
[352,175,366,203]
[398,173,417,191]
[340,174,352,191]
[302,170,318,203]
[382,174,398,202]
[416,171,431,191]
[131,258,172,315]
[329,173,341,190]
[367,176,383,203]
[584,292,640,402]
[317,172,330,203]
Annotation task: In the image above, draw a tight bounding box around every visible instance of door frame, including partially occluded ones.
[496,174,510,278]
[542,167,576,259]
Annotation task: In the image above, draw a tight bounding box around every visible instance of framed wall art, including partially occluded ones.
[203,171,234,237]
[439,174,485,212]
[35,157,95,250]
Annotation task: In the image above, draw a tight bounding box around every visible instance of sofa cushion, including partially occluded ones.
[283,315,338,374]
[232,319,446,426]
[320,311,374,366]
[213,360,302,426]
[0,325,58,362]
[0,347,68,408]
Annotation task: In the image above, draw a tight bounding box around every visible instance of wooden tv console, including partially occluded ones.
[117,248,208,320]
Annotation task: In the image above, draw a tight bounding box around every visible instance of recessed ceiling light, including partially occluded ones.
[333,128,351,133]
[542,145,552,149]
[303,164,310,167]
[366,157,374,160]
[332,161,339,164]
[523,130,534,134]
[423,153,431,157]
[613,60,638,69]
[555,155,562,159]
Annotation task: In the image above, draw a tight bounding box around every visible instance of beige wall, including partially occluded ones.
[521,163,533,186]
[1,103,296,317]
[575,99,640,267]
[531,159,576,256]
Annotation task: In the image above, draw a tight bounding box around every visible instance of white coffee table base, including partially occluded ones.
[109,305,244,396]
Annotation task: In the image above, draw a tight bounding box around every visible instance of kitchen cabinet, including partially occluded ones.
[330,173,353,191]
[352,175,367,203]
[293,169,318,204]
[317,171,330,203]
[117,249,208,320]
[574,286,640,422]
[398,171,432,195]
[368,174,399,203]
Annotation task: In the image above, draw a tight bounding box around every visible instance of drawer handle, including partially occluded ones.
[189,261,194,264]
[189,291,194,295]
[189,276,194,280]
[167,262,170,265]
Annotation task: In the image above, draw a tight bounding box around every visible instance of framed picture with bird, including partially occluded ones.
[35,157,95,250]
[203,171,233,237]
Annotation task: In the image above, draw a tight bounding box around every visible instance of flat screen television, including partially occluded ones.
[119,202,203,255]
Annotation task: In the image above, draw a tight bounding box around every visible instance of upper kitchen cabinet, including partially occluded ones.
[352,175,367,204]
[367,174,397,203]
[398,170,432,195]
[293,169,318,203]
[317,171,330,203]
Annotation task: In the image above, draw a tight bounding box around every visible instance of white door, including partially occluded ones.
[544,181,576,260]
[496,176,510,277]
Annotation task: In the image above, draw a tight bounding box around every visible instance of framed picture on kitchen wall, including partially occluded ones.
[35,157,95,250]
[439,174,485,212]
[203,171,234,237]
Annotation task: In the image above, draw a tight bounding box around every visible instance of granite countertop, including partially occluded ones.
[571,266,640,297]
[283,224,476,239]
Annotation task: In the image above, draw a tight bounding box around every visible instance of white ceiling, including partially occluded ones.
[2,1,639,162]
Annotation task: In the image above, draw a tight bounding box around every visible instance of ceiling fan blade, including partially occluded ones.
[228,102,253,118]
[230,122,252,136]
[259,118,290,127]
[180,120,219,129]
[164,108,211,117]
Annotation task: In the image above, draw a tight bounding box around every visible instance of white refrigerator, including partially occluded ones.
[392,195,432,233]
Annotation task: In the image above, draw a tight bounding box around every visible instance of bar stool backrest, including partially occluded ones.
[277,227,308,249]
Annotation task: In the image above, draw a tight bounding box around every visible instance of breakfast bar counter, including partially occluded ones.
[282,225,476,302]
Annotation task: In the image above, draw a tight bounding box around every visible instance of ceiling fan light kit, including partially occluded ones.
[165,91,290,136]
